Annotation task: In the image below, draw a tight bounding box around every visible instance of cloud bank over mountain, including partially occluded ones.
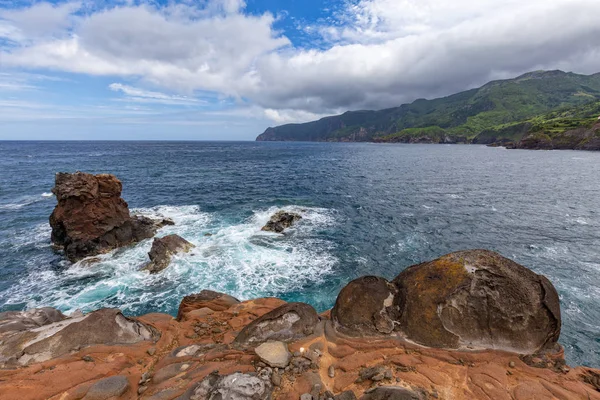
[1,0,600,138]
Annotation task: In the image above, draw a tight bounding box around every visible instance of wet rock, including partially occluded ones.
[393,249,561,353]
[142,234,195,274]
[331,276,398,336]
[359,387,424,400]
[183,372,272,399]
[176,290,240,321]
[255,341,291,368]
[0,308,159,366]
[0,307,66,333]
[49,172,171,261]
[82,375,130,400]
[234,302,319,346]
[261,211,302,233]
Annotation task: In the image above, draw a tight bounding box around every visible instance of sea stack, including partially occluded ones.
[49,172,171,262]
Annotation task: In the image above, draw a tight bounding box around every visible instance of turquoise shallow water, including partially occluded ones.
[0,141,599,367]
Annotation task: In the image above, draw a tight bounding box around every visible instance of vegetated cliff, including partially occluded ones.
[1,250,600,400]
[256,70,600,144]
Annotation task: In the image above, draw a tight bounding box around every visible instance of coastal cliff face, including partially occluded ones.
[1,250,598,400]
[505,122,600,150]
[256,71,600,144]
[49,172,171,262]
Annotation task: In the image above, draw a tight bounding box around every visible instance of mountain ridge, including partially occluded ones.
[256,70,600,144]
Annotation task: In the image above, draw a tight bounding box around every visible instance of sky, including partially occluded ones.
[1,0,600,140]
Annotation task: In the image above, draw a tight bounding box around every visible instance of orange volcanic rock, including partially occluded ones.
[0,250,599,400]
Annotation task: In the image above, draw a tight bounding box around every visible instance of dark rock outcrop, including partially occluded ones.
[176,290,240,321]
[331,276,398,337]
[83,375,130,399]
[234,302,320,346]
[261,211,302,233]
[49,172,172,261]
[392,249,561,353]
[142,234,195,274]
[0,308,159,366]
[359,387,424,400]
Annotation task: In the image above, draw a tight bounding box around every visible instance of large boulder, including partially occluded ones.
[392,249,561,354]
[176,290,240,321]
[142,234,195,274]
[49,172,171,261]
[0,308,159,366]
[331,276,399,337]
[0,307,66,334]
[261,211,302,233]
[234,302,319,346]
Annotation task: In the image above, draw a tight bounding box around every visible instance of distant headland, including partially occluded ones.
[256,70,600,151]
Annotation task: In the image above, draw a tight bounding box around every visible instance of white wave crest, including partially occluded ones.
[2,205,337,315]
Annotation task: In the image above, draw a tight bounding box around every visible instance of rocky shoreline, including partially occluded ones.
[0,172,599,399]
[1,249,599,399]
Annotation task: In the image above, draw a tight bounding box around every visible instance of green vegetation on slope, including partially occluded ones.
[256,70,600,143]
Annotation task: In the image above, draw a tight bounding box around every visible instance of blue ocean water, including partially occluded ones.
[0,141,599,367]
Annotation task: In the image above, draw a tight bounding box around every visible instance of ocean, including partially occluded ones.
[0,141,599,367]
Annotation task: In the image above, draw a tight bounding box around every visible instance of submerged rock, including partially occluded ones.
[393,249,561,353]
[142,234,195,274]
[261,211,302,233]
[234,302,319,346]
[49,172,171,261]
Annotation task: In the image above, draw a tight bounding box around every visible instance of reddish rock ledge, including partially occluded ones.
[1,250,599,400]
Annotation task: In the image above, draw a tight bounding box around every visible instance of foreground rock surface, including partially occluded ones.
[49,172,171,261]
[142,234,195,274]
[0,250,598,400]
[393,249,561,353]
[261,211,302,233]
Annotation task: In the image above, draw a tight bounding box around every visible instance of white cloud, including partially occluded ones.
[1,0,600,124]
[0,1,80,40]
[109,83,202,105]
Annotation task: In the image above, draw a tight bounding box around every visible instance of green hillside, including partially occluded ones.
[256,70,600,143]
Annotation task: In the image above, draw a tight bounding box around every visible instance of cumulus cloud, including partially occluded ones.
[1,0,600,121]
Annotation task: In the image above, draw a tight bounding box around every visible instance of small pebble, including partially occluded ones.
[271,373,281,387]
[328,365,335,378]
[82,355,94,362]
[147,347,156,356]
[138,385,147,395]
[509,361,516,368]
[300,393,312,400]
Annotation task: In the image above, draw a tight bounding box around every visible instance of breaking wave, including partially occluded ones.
[0,205,337,316]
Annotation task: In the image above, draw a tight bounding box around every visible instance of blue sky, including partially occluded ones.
[1,0,600,140]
